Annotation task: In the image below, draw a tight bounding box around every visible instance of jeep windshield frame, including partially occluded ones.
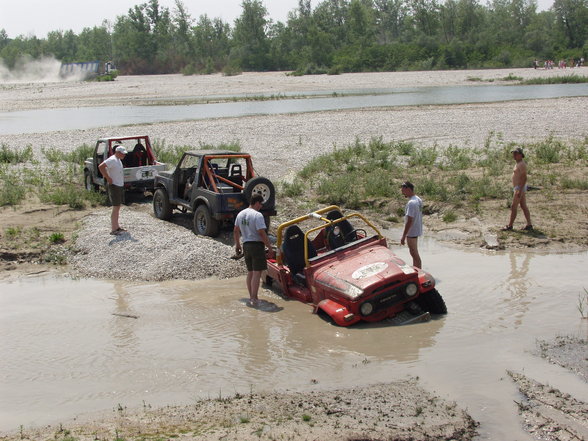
[275,205,383,267]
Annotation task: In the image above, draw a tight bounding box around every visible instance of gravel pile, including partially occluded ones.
[70,208,246,281]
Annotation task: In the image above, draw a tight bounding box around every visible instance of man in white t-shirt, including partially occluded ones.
[400,181,423,269]
[233,194,274,307]
[98,145,128,235]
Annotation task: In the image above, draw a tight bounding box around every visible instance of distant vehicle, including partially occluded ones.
[152,150,276,237]
[266,206,447,326]
[84,135,167,195]
[60,61,117,80]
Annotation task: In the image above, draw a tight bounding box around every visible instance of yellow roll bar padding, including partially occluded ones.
[275,206,383,266]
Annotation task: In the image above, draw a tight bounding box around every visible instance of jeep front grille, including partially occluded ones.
[360,283,413,316]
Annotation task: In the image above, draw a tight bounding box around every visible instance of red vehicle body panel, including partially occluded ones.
[266,206,438,326]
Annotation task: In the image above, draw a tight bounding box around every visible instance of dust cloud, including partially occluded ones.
[0,55,85,83]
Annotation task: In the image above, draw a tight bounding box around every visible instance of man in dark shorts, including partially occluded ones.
[98,145,128,235]
[400,181,423,269]
[233,194,274,307]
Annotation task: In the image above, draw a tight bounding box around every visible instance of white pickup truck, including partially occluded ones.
[84,135,167,194]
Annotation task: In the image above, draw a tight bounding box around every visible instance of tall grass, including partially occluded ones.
[42,144,94,164]
[520,75,588,85]
[286,134,587,211]
[0,144,33,164]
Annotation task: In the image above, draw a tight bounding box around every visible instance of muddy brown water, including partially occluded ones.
[1,236,587,440]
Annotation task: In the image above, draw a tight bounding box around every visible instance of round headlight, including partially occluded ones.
[405,283,418,297]
[360,302,373,316]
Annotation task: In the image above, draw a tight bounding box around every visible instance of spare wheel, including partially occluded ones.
[244,177,275,209]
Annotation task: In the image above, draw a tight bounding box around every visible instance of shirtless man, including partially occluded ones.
[503,147,532,231]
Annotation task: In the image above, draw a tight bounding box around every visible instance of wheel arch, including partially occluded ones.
[316,299,358,326]
[191,196,210,212]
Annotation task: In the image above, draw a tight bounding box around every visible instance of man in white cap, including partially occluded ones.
[98,144,128,235]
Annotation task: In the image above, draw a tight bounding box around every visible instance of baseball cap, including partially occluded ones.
[115,145,128,155]
[400,181,414,190]
[511,147,524,157]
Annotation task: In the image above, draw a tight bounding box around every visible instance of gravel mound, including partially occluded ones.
[70,208,245,281]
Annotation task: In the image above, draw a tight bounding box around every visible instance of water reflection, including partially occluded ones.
[501,252,534,328]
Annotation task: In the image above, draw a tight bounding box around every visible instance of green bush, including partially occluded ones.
[533,137,562,164]
[39,184,90,209]
[442,211,458,223]
[441,146,473,170]
[42,144,93,164]
[48,232,65,244]
[409,146,438,167]
[561,177,588,190]
[521,75,588,85]
[282,179,305,197]
[0,144,33,164]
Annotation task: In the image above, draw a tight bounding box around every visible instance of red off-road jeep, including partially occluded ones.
[265,206,447,326]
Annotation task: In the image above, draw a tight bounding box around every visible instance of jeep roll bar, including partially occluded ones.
[275,205,383,266]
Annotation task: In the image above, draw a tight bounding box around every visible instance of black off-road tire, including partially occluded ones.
[153,188,173,220]
[84,170,98,192]
[244,177,275,209]
[263,275,273,287]
[415,288,447,315]
[193,205,219,237]
[263,214,271,233]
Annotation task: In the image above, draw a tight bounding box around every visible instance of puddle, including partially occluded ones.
[1,238,587,439]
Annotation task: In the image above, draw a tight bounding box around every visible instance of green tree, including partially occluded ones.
[193,14,231,71]
[76,26,111,62]
[232,0,271,70]
[553,0,588,48]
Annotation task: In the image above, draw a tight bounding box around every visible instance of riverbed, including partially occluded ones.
[1,69,587,440]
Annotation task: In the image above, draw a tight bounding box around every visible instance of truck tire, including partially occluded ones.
[153,188,173,220]
[244,177,275,209]
[84,170,98,192]
[415,289,447,315]
[263,214,271,233]
[193,205,219,237]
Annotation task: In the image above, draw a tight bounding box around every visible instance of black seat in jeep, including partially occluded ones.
[326,209,357,249]
[228,163,244,187]
[282,225,316,284]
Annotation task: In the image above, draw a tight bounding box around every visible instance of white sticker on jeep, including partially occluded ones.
[352,262,388,280]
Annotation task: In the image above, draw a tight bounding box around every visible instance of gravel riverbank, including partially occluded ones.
[70,208,244,281]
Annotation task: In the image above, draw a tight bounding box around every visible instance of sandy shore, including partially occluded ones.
[2,67,587,111]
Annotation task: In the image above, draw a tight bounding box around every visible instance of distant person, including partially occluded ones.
[400,181,423,269]
[233,194,274,307]
[502,147,532,231]
[98,145,128,235]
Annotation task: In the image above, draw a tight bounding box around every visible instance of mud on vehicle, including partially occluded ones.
[84,135,167,197]
[265,206,447,326]
[152,151,276,237]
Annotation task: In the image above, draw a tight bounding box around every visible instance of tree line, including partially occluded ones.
[1,0,587,75]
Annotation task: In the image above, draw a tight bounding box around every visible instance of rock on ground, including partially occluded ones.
[70,208,245,281]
